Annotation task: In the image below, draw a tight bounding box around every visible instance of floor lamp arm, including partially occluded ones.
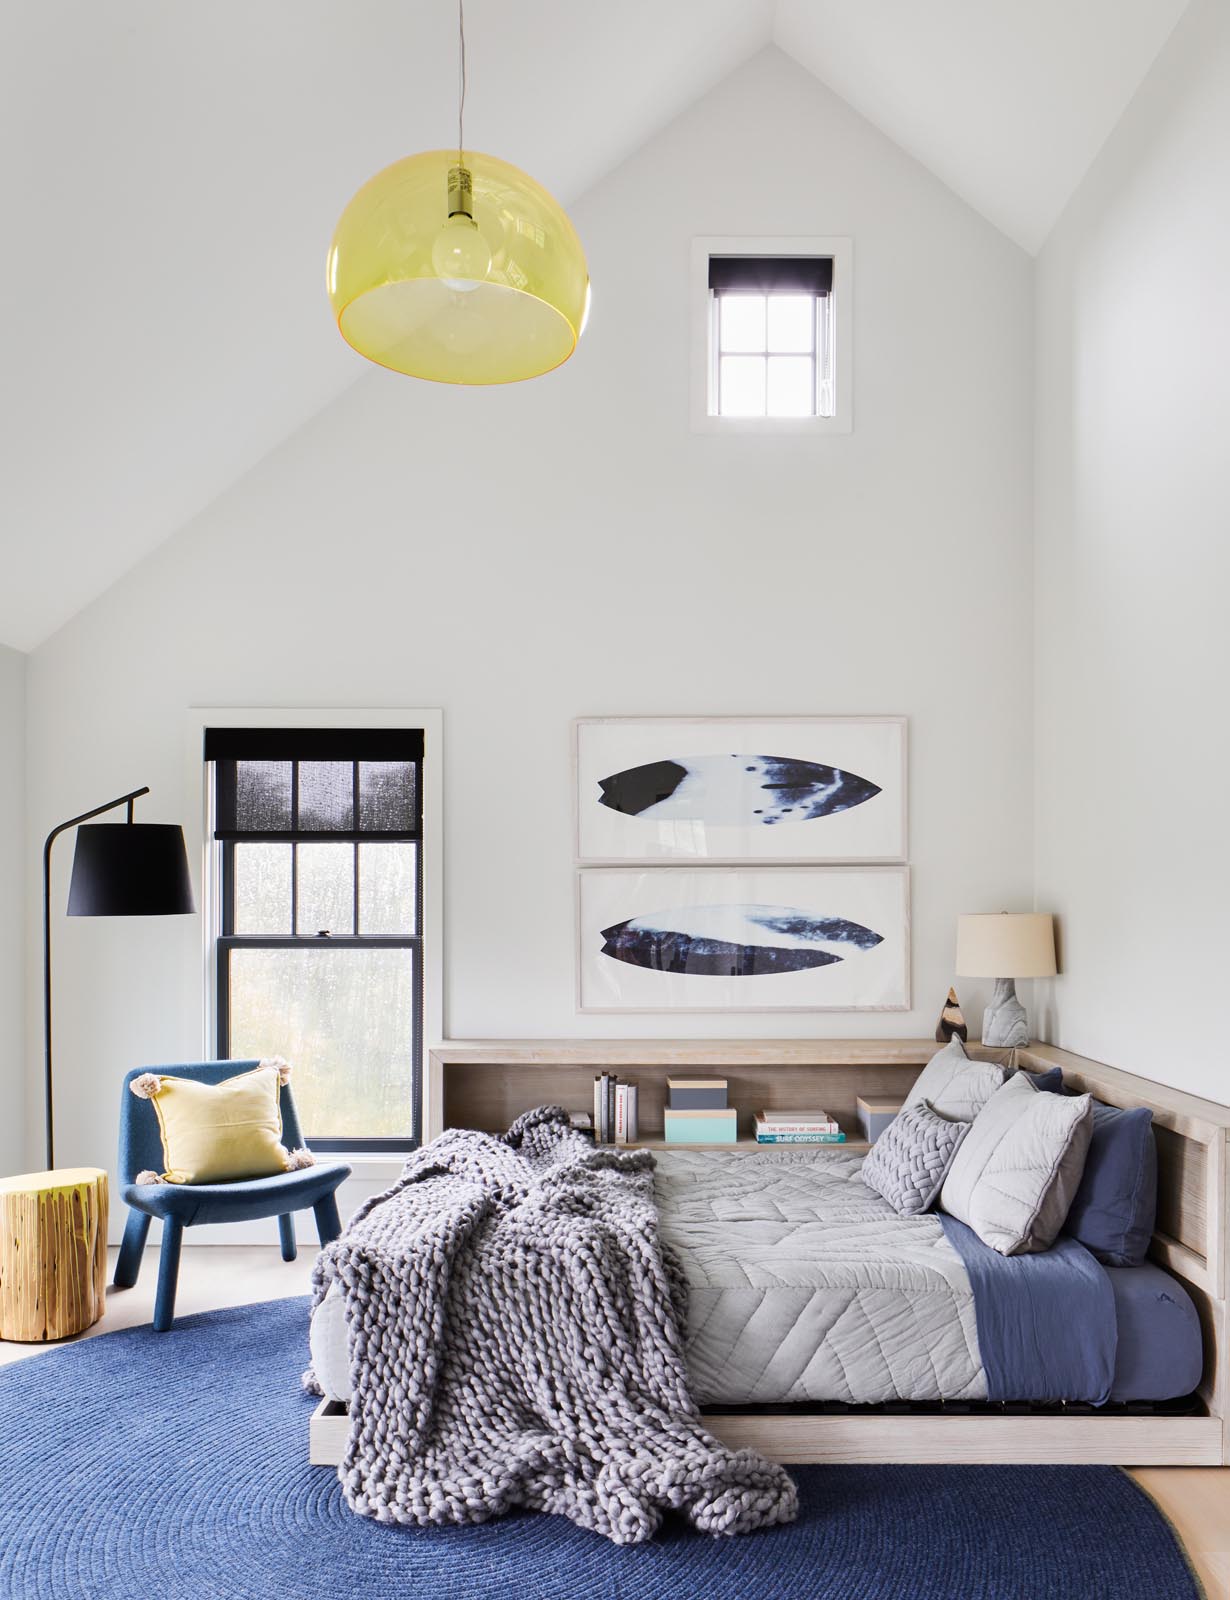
[42,786,151,1170]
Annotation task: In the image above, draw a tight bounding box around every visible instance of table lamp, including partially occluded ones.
[955,912,1057,1048]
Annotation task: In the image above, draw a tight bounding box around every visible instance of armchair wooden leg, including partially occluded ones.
[152,1218,183,1332]
[313,1192,343,1247]
[114,1209,151,1289]
[277,1213,297,1262]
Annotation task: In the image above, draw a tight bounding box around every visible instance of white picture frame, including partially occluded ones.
[574,716,907,865]
[576,865,910,1014]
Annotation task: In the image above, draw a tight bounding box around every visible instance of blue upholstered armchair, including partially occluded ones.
[114,1060,351,1332]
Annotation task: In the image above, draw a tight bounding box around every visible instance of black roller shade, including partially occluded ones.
[708,255,833,296]
[68,824,196,917]
[208,726,423,840]
[204,727,423,762]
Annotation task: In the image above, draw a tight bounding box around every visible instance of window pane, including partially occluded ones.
[235,762,292,831]
[232,843,292,934]
[227,947,415,1139]
[718,294,765,353]
[298,761,353,831]
[767,294,815,353]
[359,761,416,832]
[766,355,815,417]
[359,843,417,935]
[719,355,766,416]
[297,842,354,936]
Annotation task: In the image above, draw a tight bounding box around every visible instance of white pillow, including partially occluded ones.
[940,1071,1094,1255]
[903,1039,1004,1123]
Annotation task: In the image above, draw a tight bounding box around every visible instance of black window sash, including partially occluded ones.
[215,935,422,1152]
[211,733,425,1152]
[212,760,421,841]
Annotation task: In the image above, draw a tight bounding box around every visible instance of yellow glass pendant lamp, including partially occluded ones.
[326,5,589,384]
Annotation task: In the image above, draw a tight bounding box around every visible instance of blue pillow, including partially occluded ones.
[1062,1103,1157,1267]
[1027,1066,1065,1094]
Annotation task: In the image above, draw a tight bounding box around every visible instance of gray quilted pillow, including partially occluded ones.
[940,1071,1094,1255]
[903,1038,1004,1122]
[861,1101,970,1217]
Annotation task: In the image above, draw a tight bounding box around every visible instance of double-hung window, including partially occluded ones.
[207,727,423,1151]
[710,255,834,417]
[692,237,852,432]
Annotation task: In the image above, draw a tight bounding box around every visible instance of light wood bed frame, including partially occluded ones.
[310,1038,1229,1467]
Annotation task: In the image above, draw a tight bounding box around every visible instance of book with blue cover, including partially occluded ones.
[754,1130,846,1144]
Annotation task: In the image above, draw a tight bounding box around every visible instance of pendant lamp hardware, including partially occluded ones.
[456,0,468,163]
[447,164,475,221]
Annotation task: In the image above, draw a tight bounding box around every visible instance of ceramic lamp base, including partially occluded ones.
[981,977,1030,1048]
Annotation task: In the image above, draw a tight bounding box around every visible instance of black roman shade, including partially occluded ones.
[207,727,423,841]
[708,255,833,296]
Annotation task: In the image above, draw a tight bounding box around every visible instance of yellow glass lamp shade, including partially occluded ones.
[328,149,590,384]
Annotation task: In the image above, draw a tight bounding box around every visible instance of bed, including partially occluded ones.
[309,1144,1202,1413]
[310,1039,1230,1466]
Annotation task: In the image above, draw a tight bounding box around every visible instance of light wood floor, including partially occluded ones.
[2,1247,1226,1595]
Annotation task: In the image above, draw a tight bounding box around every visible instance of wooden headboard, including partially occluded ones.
[427,1037,1229,1459]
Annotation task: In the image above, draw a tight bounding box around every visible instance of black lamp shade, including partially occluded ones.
[67,823,196,917]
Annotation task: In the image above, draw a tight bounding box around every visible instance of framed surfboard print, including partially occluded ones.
[574,716,907,864]
[576,865,910,1013]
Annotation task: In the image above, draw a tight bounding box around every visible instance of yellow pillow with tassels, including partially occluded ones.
[130,1059,316,1185]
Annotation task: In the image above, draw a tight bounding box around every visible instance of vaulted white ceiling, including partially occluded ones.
[775,0,1189,252]
[0,0,1188,651]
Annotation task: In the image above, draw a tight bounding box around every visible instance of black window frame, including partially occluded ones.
[208,728,424,1153]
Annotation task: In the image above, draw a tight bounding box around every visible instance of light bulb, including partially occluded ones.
[431,215,492,291]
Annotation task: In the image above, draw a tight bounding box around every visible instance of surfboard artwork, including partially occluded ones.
[599,903,884,977]
[596,754,881,828]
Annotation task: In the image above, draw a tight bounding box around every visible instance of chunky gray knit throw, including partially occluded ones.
[305,1104,797,1544]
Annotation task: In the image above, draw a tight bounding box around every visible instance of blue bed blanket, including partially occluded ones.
[940,1215,1117,1404]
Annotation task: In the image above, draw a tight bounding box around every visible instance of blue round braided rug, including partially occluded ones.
[0,1296,1199,1600]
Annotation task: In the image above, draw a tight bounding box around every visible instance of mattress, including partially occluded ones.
[309,1146,1202,1409]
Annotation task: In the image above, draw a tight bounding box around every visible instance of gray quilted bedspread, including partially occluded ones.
[654,1147,988,1406]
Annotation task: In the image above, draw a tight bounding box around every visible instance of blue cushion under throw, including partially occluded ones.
[1062,1102,1157,1267]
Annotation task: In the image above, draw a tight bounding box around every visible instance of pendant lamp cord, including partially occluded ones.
[457,0,467,162]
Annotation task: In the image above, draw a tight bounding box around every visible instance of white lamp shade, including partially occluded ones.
[955,913,1057,978]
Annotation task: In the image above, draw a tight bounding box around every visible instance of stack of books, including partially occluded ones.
[593,1073,639,1145]
[663,1076,737,1145]
[754,1109,846,1145]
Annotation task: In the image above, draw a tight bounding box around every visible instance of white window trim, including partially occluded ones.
[690,235,853,435]
[182,706,444,1144]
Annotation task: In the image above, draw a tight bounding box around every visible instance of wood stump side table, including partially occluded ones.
[0,1168,109,1342]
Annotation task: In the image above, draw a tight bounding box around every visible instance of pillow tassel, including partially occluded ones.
[261,1056,293,1086]
[135,1170,162,1186]
[286,1147,316,1171]
[130,1073,163,1099]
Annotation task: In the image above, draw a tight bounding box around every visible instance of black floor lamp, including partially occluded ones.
[43,786,196,1170]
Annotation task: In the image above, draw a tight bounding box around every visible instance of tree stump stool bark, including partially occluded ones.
[0,1168,109,1341]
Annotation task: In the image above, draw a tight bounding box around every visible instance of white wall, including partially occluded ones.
[24,48,1035,1231]
[1034,0,1229,1103]
[0,644,25,1176]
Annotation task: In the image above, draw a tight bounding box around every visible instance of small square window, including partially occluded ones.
[710,256,832,419]
[692,238,851,433]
